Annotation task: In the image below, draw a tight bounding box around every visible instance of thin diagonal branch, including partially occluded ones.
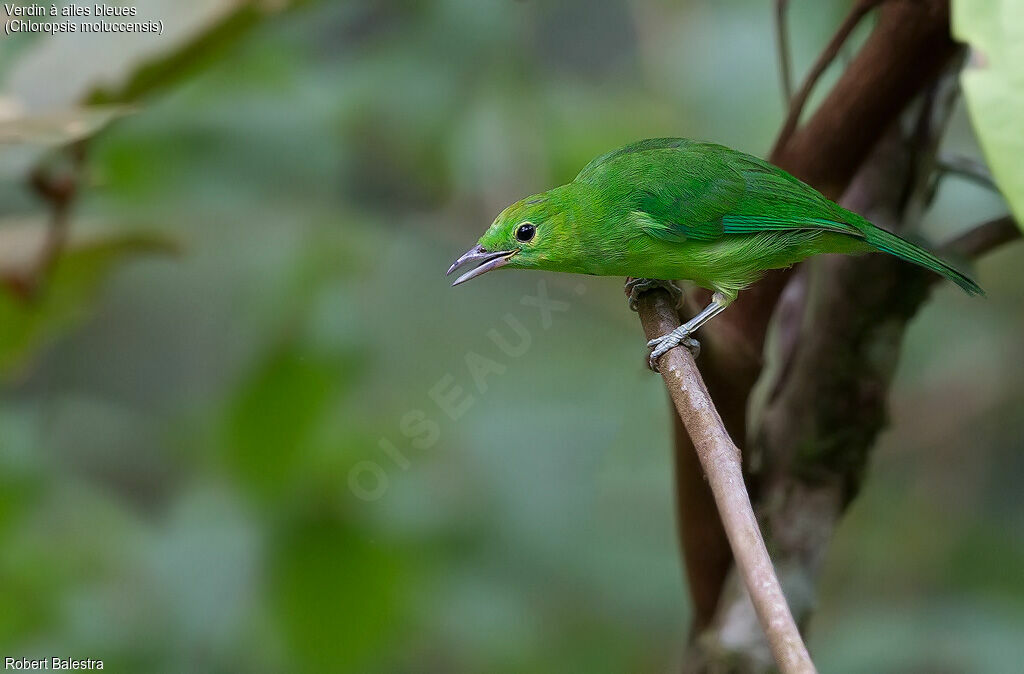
[941,215,1020,260]
[935,154,1000,193]
[633,288,817,674]
[775,0,794,105]
[8,142,87,300]
[772,0,885,156]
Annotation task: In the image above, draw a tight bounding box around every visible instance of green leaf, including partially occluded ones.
[269,516,408,673]
[86,3,274,105]
[953,0,1024,230]
[222,342,353,500]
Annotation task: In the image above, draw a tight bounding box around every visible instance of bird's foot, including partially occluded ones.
[647,326,700,371]
[624,278,683,312]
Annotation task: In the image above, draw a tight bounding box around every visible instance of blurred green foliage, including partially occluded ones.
[1,1,1023,673]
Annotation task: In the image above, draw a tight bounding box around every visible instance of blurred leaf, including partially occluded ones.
[269,516,408,673]
[953,0,1024,230]
[0,228,178,377]
[0,538,60,641]
[87,2,299,106]
[2,1,280,110]
[0,105,132,146]
[222,341,356,500]
[0,409,43,540]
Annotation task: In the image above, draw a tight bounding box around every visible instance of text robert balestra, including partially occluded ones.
[5,658,103,670]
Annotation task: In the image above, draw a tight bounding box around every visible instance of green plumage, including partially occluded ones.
[470,137,982,299]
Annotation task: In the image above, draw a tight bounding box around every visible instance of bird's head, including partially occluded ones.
[447,187,579,285]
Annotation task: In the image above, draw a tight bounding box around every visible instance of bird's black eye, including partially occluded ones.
[515,223,536,242]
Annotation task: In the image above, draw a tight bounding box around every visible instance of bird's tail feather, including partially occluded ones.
[860,225,983,296]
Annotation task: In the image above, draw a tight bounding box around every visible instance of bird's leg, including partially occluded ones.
[647,292,732,371]
[624,277,683,312]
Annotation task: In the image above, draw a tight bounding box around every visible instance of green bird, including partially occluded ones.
[447,138,981,369]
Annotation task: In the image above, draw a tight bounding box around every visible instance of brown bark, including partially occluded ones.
[673,0,959,647]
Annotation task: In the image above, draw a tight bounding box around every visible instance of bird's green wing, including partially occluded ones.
[629,148,743,242]
[576,138,698,180]
[613,143,866,243]
[576,139,982,295]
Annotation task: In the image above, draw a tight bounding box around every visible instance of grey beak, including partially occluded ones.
[446,245,516,286]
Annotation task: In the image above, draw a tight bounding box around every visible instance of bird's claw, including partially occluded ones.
[647,327,700,371]
[625,278,683,312]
